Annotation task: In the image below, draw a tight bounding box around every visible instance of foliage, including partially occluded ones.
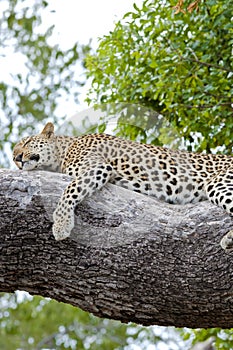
[0,293,184,350]
[86,0,233,153]
[0,0,90,166]
[180,327,233,349]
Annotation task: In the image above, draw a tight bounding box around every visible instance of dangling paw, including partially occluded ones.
[52,222,72,241]
[52,211,74,241]
[220,231,233,253]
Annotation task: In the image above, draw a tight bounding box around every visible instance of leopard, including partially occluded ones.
[13,122,233,252]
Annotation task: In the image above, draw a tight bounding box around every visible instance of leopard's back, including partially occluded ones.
[61,133,233,205]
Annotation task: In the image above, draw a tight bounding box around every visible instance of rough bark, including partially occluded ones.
[0,169,233,329]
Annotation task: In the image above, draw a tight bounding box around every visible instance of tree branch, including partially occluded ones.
[187,57,233,73]
[180,101,233,110]
[0,169,233,328]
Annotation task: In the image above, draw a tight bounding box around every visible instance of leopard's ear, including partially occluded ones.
[40,122,55,138]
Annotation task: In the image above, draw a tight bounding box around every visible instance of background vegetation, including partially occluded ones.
[0,0,232,348]
[86,0,233,153]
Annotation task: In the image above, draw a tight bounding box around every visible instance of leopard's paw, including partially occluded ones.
[52,223,71,241]
[220,231,233,253]
[53,217,74,241]
[52,212,74,241]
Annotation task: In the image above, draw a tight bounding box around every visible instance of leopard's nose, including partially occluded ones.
[15,153,23,162]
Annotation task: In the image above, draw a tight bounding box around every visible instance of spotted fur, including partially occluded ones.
[13,122,233,251]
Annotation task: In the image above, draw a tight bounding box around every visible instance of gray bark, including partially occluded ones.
[0,168,233,328]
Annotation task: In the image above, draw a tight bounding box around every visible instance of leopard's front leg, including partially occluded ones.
[52,182,76,241]
[52,162,113,240]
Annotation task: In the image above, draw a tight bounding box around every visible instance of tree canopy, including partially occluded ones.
[86,0,233,152]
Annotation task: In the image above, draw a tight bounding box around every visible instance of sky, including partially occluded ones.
[45,0,144,116]
[49,0,141,48]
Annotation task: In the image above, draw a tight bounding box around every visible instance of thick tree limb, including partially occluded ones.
[0,169,233,328]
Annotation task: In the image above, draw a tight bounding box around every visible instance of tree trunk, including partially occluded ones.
[0,169,233,328]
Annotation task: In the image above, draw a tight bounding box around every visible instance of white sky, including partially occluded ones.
[48,0,143,115]
[49,0,141,48]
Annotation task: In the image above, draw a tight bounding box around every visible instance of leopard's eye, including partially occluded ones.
[29,154,40,162]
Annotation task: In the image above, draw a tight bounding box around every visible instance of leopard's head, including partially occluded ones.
[13,122,57,171]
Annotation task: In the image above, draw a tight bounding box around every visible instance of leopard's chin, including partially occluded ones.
[21,160,38,171]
